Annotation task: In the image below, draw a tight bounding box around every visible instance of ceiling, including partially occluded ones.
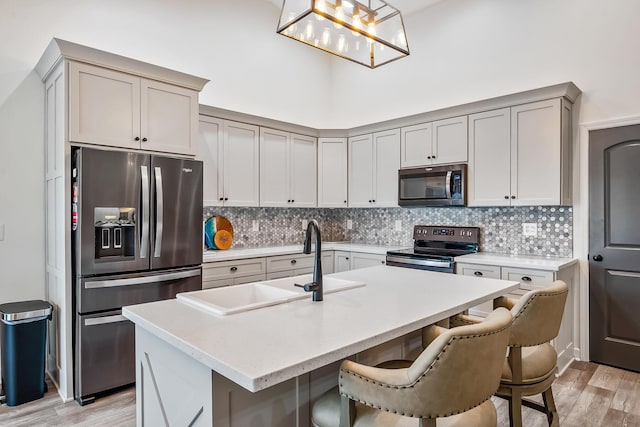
[265,0,445,16]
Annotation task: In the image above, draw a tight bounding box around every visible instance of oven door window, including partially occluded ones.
[400,174,447,199]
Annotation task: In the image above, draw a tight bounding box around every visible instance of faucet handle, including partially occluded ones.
[295,282,319,292]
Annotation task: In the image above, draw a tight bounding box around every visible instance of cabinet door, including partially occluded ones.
[351,253,386,270]
[432,116,468,165]
[68,62,140,149]
[318,138,348,207]
[510,99,561,206]
[198,116,223,206]
[260,128,290,207]
[223,121,259,206]
[322,251,334,274]
[334,251,351,272]
[468,108,511,206]
[140,79,198,155]
[348,134,374,207]
[400,123,432,168]
[373,129,400,207]
[290,134,317,207]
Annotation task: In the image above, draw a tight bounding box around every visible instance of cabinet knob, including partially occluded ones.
[142,137,148,142]
[345,257,349,260]
[134,137,140,141]
[432,155,436,159]
[474,271,483,277]
[511,195,516,199]
[219,197,224,201]
[224,197,229,201]
[372,199,375,203]
[368,200,372,203]
[592,254,603,262]
[291,259,297,264]
[381,260,385,264]
[287,200,291,203]
[344,200,347,203]
[230,266,238,272]
[504,195,509,199]
[291,199,294,203]
[521,276,532,282]
[427,156,432,159]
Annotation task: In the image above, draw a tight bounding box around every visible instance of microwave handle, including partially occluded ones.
[445,171,453,199]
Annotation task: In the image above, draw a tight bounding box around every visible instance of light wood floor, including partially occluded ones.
[1,361,639,426]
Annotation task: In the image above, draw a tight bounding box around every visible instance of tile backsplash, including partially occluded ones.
[203,206,573,257]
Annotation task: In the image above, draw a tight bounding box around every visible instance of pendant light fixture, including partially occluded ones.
[277,0,409,69]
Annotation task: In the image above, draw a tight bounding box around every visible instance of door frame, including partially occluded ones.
[577,114,640,362]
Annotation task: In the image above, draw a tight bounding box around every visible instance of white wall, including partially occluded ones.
[328,0,640,128]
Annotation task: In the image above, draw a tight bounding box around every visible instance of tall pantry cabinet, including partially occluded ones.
[35,38,208,400]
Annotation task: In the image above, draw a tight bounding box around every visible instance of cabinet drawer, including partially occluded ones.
[501,267,554,291]
[455,263,501,279]
[203,273,267,290]
[351,253,386,270]
[203,257,266,281]
[267,253,314,273]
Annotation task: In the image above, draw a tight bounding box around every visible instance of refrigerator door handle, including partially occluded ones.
[154,166,163,258]
[84,314,129,326]
[84,269,201,289]
[140,165,150,258]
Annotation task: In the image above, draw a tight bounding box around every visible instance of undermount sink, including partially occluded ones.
[177,275,365,316]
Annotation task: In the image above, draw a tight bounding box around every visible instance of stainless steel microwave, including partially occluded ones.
[398,164,467,207]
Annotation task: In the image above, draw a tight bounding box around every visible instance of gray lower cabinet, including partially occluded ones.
[455,261,576,374]
[202,258,267,289]
[334,251,386,272]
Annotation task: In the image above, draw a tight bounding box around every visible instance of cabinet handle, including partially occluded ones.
[427,156,432,159]
[474,271,483,277]
[345,257,349,260]
[372,199,375,203]
[381,260,385,264]
[134,136,140,141]
[344,200,347,203]
[230,266,238,272]
[142,137,148,142]
[521,276,532,282]
[291,259,297,265]
[511,195,516,199]
[219,197,224,201]
[504,195,509,199]
[291,199,294,203]
[224,197,229,201]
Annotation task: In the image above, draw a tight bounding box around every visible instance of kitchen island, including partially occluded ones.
[123,265,519,426]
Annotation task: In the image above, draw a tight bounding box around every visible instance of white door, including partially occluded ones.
[141,79,198,155]
[68,62,140,149]
[468,108,511,206]
[432,116,468,165]
[260,128,290,207]
[290,134,317,207]
[223,121,259,206]
[373,129,400,207]
[348,134,374,207]
[400,123,432,168]
[198,116,223,206]
[510,99,561,206]
[318,138,348,208]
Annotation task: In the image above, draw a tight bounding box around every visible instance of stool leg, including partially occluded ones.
[508,393,523,427]
[542,387,559,427]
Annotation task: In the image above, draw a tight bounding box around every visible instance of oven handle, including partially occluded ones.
[84,314,129,326]
[84,269,200,289]
[386,256,452,268]
[445,170,452,199]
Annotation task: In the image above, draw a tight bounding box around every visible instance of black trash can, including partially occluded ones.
[0,300,53,406]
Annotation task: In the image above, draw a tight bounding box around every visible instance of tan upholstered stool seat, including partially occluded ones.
[501,343,557,384]
[312,387,497,427]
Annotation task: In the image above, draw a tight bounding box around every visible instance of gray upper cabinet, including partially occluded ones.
[400,115,467,168]
[468,99,572,206]
[317,137,348,208]
[69,62,198,156]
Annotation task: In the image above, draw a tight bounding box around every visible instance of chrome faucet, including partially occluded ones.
[295,219,323,302]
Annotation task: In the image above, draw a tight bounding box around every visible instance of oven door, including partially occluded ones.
[398,165,466,207]
[386,254,455,273]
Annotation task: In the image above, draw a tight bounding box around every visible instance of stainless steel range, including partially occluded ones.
[386,225,480,273]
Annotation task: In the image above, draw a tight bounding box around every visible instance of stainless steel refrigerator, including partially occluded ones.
[71,147,203,405]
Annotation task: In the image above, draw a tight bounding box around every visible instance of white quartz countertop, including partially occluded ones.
[202,242,406,262]
[123,265,519,393]
[455,252,577,271]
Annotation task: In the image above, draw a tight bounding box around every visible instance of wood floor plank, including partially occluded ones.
[561,384,615,427]
[589,364,625,391]
[602,407,640,427]
[611,369,640,417]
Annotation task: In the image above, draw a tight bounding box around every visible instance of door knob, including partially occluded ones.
[592,254,603,262]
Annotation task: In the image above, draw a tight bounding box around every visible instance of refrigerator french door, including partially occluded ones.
[72,147,203,405]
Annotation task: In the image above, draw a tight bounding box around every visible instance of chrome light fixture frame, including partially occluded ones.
[277,0,410,69]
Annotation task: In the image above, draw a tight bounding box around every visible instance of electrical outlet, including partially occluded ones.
[346,219,353,230]
[522,223,537,237]
[252,220,259,231]
[302,219,308,230]
[394,220,402,231]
